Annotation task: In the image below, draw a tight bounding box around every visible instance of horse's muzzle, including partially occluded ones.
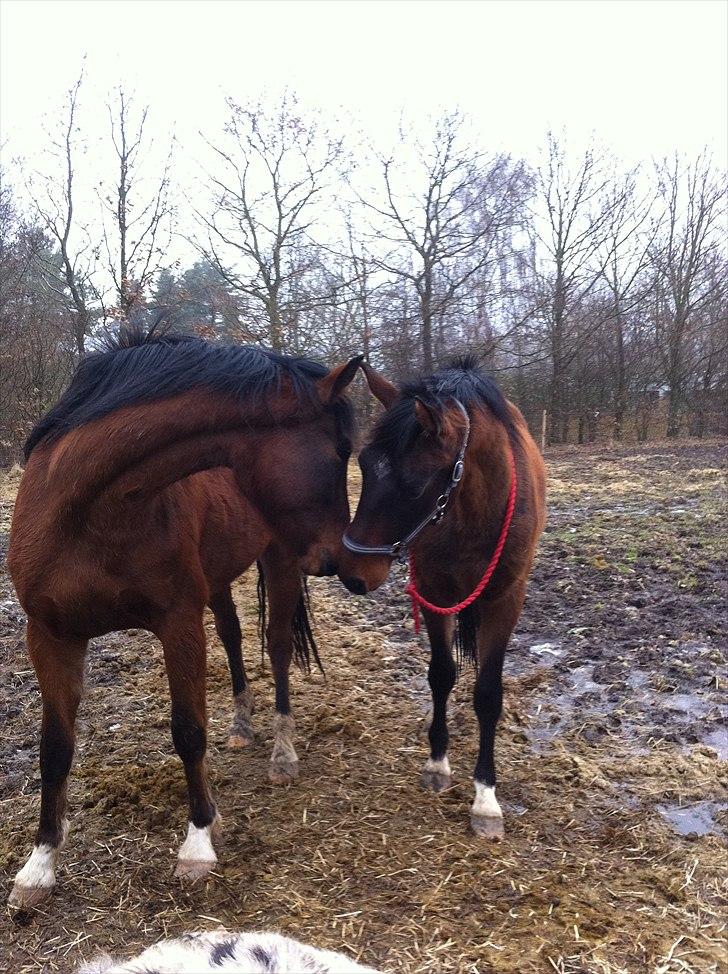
[341,575,368,595]
[315,554,338,577]
[301,547,338,577]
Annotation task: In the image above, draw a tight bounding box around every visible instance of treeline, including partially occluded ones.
[1,82,726,462]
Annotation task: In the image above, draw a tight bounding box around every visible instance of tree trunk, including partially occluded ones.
[267,296,284,351]
[421,281,434,374]
[612,310,626,440]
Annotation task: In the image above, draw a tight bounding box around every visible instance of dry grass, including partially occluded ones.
[1,441,726,973]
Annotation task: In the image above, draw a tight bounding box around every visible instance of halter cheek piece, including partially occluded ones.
[342,400,471,562]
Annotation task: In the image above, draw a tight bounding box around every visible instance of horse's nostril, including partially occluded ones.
[319,555,337,577]
[342,576,367,595]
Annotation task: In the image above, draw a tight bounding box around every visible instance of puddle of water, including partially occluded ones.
[530,642,562,657]
[701,728,728,761]
[657,801,727,837]
[662,692,722,717]
[627,671,649,690]
[567,664,600,694]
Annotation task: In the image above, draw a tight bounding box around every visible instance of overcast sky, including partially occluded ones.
[1,0,726,170]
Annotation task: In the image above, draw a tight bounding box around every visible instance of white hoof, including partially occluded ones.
[421,756,452,793]
[471,814,505,840]
[9,821,68,909]
[471,783,504,841]
[175,857,217,881]
[8,879,54,910]
[175,817,219,881]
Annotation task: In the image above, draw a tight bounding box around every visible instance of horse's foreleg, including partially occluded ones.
[421,612,457,793]
[10,621,87,909]
[259,548,301,785]
[471,584,526,841]
[210,587,254,749]
[160,612,220,880]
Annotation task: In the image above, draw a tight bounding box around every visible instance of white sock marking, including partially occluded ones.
[472,782,503,819]
[13,818,68,890]
[177,821,217,864]
[424,756,451,776]
[14,845,58,889]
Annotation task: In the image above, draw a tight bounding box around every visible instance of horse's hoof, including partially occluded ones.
[421,769,452,793]
[470,813,505,841]
[175,858,216,882]
[228,731,254,749]
[269,760,299,785]
[8,882,52,910]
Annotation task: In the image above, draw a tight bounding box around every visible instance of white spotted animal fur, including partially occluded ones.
[76,930,380,973]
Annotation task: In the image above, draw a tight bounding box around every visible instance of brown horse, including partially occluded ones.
[8,329,361,907]
[339,357,546,839]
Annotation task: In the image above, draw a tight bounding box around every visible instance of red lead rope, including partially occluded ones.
[406,447,518,634]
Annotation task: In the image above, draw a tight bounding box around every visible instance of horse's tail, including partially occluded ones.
[453,602,479,672]
[256,562,268,665]
[256,563,324,676]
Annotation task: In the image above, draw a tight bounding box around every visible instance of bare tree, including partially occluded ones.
[25,72,94,355]
[364,112,528,372]
[98,87,174,320]
[197,92,347,350]
[650,152,727,436]
[530,134,620,443]
[596,166,658,438]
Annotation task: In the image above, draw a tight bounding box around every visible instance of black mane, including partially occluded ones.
[372,355,516,455]
[25,326,351,458]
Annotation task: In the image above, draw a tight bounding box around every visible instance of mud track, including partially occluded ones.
[1,441,726,973]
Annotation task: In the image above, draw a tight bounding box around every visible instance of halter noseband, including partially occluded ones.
[342,399,471,561]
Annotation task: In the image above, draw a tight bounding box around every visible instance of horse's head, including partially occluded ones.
[249,356,362,577]
[340,364,470,594]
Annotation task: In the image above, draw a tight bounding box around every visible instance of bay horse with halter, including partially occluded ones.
[8,328,361,908]
[339,357,546,839]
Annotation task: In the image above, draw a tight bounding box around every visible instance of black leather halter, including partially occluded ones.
[342,399,471,561]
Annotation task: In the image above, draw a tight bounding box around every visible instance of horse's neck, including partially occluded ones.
[41,389,275,516]
[429,423,512,560]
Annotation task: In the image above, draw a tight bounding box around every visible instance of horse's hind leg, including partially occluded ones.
[471,584,526,841]
[259,547,301,785]
[209,587,254,749]
[421,612,457,793]
[159,611,220,881]
[10,620,87,909]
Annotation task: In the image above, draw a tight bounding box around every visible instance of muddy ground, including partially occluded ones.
[0,441,726,973]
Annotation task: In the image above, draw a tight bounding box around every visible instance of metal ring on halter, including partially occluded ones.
[435,493,449,511]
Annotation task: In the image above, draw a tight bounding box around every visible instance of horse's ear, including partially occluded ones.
[361,362,398,408]
[414,397,442,437]
[317,354,364,403]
